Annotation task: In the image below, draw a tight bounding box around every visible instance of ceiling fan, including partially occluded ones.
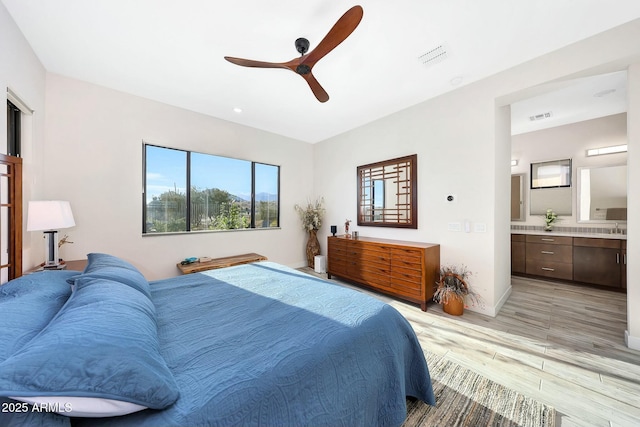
[224,5,364,103]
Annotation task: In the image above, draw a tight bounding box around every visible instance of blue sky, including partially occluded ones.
[145,145,278,203]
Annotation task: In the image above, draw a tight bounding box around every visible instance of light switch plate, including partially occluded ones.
[448,222,462,232]
[474,223,487,232]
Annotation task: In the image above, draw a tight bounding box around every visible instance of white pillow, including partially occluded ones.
[10,396,147,417]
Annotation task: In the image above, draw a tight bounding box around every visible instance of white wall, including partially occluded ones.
[511,113,628,227]
[314,83,505,316]
[315,17,640,347]
[627,63,640,349]
[42,74,315,280]
[0,2,47,270]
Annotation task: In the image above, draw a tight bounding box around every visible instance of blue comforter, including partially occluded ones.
[77,261,434,427]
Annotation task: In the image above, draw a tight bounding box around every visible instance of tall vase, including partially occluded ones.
[306,229,320,268]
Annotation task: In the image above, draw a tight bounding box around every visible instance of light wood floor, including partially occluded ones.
[303,269,640,427]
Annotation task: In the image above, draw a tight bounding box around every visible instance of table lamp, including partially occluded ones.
[27,201,75,269]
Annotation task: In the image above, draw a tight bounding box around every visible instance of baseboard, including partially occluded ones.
[625,330,640,351]
[467,284,512,317]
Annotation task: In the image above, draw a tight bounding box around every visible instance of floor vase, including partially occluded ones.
[306,229,320,268]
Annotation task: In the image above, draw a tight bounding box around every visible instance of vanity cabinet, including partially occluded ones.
[511,234,526,274]
[512,233,626,290]
[327,236,440,311]
[573,238,624,288]
[525,235,573,280]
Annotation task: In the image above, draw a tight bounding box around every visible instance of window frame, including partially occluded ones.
[142,143,280,234]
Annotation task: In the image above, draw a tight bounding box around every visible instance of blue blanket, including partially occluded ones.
[80,261,435,426]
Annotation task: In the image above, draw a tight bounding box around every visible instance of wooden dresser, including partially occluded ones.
[327,236,440,311]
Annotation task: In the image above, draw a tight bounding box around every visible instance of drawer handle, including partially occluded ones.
[541,251,555,255]
[541,267,555,272]
[541,238,555,242]
[617,253,620,264]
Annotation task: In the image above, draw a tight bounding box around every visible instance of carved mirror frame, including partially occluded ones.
[357,154,417,229]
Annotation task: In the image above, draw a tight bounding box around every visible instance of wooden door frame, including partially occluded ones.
[0,153,23,281]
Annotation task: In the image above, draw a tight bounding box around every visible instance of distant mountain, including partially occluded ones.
[233,192,277,202]
[255,192,277,202]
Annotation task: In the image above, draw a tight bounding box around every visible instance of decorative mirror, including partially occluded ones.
[357,154,417,228]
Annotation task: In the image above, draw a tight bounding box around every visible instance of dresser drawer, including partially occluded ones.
[526,242,572,263]
[328,258,349,275]
[389,278,423,296]
[526,259,573,280]
[350,246,390,265]
[526,235,573,245]
[328,239,348,256]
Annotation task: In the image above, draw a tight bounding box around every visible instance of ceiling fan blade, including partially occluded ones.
[224,56,288,70]
[304,5,363,66]
[300,72,329,103]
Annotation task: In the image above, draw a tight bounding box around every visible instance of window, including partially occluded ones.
[530,159,571,189]
[143,144,279,234]
[7,100,21,157]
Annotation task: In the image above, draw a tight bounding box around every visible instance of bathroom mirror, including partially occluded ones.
[357,154,417,228]
[577,164,627,222]
[529,158,573,215]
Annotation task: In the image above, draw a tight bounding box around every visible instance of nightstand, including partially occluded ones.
[25,259,88,274]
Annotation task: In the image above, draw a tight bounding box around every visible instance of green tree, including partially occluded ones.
[213,201,249,230]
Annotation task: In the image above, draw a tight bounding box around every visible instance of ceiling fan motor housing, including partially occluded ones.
[295,37,310,55]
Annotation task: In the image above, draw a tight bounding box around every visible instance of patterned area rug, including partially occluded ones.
[403,352,556,427]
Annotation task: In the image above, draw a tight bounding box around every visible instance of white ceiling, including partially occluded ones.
[3,0,640,143]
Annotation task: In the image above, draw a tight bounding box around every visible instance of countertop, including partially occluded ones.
[511,229,626,240]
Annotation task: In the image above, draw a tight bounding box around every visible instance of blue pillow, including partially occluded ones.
[0,271,75,361]
[0,272,76,427]
[0,276,179,416]
[67,253,150,298]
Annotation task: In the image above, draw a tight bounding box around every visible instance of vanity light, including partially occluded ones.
[511,159,518,167]
[586,144,627,157]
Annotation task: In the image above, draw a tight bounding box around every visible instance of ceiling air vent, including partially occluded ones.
[529,111,553,122]
[418,44,448,67]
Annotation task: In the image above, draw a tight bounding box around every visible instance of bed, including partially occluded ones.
[0,253,435,427]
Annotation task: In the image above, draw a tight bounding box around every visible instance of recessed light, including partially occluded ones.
[593,89,616,98]
[450,75,463,86]
[233,107,243,113]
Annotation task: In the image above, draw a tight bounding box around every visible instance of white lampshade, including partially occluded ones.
[27,201,76,231]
